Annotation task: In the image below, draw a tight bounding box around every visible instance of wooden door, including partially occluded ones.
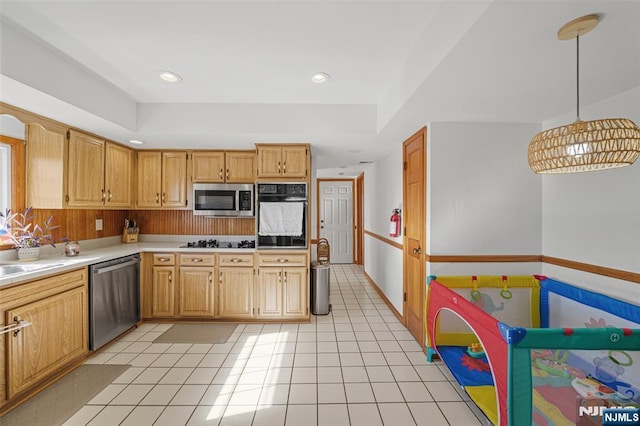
[151,266,175,317]
[67,130,105,207]
[104,142,133,208]
[218,268,253,318]
[283,267,308,318]
[162,152,187,207]
[256,269,282,318]
[256,145,282,178]
[7,286,87,398]
[137,151,162,208]
[178,267,215,317]
[402,127,426,347]
[319,180,354,263]
[355,173,364,265]
[281,146,307,178]
[226,151,256,183]
[25,124,66,209]
[192,151,225,182]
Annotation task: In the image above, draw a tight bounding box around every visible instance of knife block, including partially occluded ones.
[122,228,139,243]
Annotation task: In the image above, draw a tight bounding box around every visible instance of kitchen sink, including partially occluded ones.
[0,263,64,277]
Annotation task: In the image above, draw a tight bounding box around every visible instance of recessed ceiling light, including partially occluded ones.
[159,71,182,83]
[129,139,145,145]
[311,72,331,84]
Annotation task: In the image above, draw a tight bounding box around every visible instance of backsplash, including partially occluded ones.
[130,210,255,236]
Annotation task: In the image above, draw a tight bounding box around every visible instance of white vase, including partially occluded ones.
[17,246,41,261]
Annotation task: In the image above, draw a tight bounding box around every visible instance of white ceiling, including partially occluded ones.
[1,1,639,175]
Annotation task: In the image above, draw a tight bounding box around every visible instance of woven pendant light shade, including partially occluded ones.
[527,14,640,174]
[528,118,640,173]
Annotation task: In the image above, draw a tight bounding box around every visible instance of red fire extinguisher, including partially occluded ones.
[389,209,401,238]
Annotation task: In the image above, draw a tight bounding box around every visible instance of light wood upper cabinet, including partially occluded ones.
[162,152,188,207]
[136,151,187,208]
[25,124,67,209]
[66,130,133,208]
[191,151,256,183]
[226,151,256,182]
[192,151,225,182]
[104,142,133,207]
[256,144,309,179]
[67,130,105,207]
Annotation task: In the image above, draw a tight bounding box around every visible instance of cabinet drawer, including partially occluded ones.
[153,253,176,266]
[179,254,216,266]
[258,253,307,267]
[218,254,255,267]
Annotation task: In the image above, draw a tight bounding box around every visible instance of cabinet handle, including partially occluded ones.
[190,258,204,263]
[158,257,171,262]
[230,258,242,263]
[278,271,282,283]
[5,316,30,337]
[283,162,286,173]
[219,168,223,179]
[155,193,160,203]
[168,272,172,283]
[226,169,229,179]
[209,272,213,282]
[277,161,281,172]
[219,272,222,284]
[101,189,106,201]
[284,271,287,284]
[108,190,113,202]
[277,258,289,263]
[162,193,166,203]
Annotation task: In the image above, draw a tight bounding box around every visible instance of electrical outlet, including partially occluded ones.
[95,219,103,231]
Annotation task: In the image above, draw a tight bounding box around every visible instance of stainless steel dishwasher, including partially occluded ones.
[89,254,140,350]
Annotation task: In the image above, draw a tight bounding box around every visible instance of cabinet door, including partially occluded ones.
[283,267,308,318]
[218,268,253,318]
[137,151,162,208]
[256,269,283,318]
[25,124,66,209]
[226,151,256,183]
[104,142,133,208]
[178,267,215,317]
[281,146,308,178]
[192,151,225,182]
[67,130,105,207]
[256,146,283,178]
[162,152,188,207]
[152,266,175,317]
[7,286,87,398]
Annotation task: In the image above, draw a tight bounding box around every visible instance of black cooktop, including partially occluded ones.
[180,239,255,249]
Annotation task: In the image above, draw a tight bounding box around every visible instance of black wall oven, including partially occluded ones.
[257,183,307,249]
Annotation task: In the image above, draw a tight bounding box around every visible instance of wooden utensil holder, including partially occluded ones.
[122,228,139,243]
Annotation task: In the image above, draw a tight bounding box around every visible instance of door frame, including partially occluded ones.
[316,178,356,264]
[402,127,427,345]
[354,173,364,265]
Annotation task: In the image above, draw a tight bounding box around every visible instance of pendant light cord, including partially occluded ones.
[576,34,580,121]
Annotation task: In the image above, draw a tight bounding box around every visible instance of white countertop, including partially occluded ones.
[0,237,260,288]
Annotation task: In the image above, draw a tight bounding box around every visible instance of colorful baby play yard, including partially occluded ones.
[425,275,640,425]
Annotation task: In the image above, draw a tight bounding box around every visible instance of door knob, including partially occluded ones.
[412,247,422,254]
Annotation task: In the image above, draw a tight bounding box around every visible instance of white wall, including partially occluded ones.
[541,87,640,297]
[363,150,404,313]
[427,122,542,255]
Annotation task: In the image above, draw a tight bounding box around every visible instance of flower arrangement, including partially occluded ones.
[0,207,59,249]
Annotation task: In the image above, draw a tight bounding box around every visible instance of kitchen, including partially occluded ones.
[1,1,640,425]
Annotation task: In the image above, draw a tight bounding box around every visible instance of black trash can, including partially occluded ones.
[310,261,331,315]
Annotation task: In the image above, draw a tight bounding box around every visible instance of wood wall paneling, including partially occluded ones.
[129,211,255,236]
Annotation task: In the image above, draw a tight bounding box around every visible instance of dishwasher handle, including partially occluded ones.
[94,258,140,275]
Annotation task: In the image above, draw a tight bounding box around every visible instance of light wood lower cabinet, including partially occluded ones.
[179,267,215,317]
[0,268,88,410]
[143,251,308,321]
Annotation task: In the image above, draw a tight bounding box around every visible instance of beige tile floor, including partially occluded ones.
[62,264,489,425]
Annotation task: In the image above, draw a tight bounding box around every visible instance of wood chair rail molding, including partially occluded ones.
[364,229,639,284]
